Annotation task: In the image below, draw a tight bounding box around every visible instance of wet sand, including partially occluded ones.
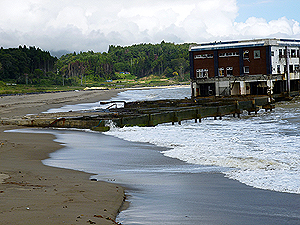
[0,89,125,225]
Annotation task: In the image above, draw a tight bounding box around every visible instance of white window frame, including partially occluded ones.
[219,52,239,57]
[277,65,281,74]
[279,49,283,58]
[254,50,260,59]
[291,49,296,58]
[290,64,294,73]
[244,66,250,74]
[226,67,233,76]
[196,69,202,78]
[243,50,249,59]
[203,69,209,78]
[196,69,208,78]
[295,65,299,73]
[218,68,224,77]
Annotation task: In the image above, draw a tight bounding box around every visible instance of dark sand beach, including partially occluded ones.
[0,89,125,225]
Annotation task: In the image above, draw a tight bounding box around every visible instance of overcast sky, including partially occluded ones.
[0,0,299,56]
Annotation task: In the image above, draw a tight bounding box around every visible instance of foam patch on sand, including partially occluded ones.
[0,174,9,183]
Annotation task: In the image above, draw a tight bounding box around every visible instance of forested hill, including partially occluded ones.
[0,46,57,84]
[109,41,190,79]
[58,41,192,83]
[0,42,193,86]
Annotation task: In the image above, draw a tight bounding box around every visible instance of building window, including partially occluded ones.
[290,65,294,73]
[194,54,213,59]
[291,49,296,58]
[226,67,233,76]
[279,49,283,58]
[295,65,299,72]
[196,69,202,78]
[277,65,281,74]
[219,52,239,57]
[254,50,260,59]
[271,51,274,56]
[203,69,209,77]
[244,66,249,74]
[243,50,249,59]
[218,68,224,77]
[196,69,209,78]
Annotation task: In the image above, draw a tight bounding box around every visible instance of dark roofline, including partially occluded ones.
[190,38,300,52]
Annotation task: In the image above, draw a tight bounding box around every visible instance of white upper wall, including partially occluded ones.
[271,46,300,78]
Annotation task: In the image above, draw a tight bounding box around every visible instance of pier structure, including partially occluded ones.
[1,96,274,131]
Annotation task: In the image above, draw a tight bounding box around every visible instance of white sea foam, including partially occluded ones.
[42,86,300,194]
[106,100,300,194]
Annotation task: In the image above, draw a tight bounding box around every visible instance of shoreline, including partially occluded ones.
[1,87,300,224]
[0,89,126,224]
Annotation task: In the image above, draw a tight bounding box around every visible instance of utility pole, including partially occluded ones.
[286,46,290,95]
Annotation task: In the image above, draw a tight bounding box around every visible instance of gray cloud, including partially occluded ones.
[0,0,299,56]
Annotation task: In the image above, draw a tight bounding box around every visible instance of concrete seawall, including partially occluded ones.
[1,96,274,131]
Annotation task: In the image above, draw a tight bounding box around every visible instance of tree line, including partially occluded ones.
[0,46,57,85]
[0,41,193,86]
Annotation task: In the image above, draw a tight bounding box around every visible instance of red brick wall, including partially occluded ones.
[242,46,267,75]
[192,50,215,78]
[191,46,268,79]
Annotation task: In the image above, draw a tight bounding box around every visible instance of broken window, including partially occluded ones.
[203,69,209,78]
[243,50,249,59]
[195,54,213,59]
[218,68,224,77]
[279,49,283,58]
[226,67,233,76]
[277,65,281,74]
[196,69,209,78]
[254,50,260,59]
[196,69,202,78]
[219,52,239,57]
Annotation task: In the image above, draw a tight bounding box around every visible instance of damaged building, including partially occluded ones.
[189,38,300,97]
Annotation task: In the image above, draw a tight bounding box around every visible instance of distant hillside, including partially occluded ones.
[0,41,193,86]
[56,41,192,83]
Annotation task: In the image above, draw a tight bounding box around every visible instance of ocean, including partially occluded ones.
[45,86,300,194]
[11,86,300,224]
